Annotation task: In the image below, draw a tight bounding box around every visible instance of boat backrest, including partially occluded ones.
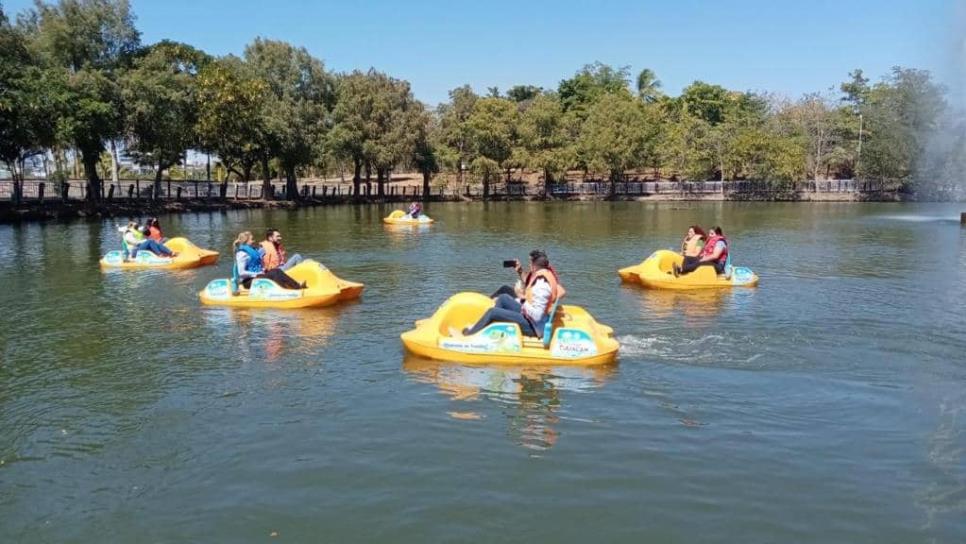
[230,262,240,294]
[724,252,733,279]
[542,293,565,348]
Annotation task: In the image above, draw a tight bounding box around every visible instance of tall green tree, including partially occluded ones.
[20,0,140,201]
[121,40,209,195]
[436,85,478,187]
[517,93,573,195]
[195,55,270,183]
[245,38,333,200]
[466,97,517,199]
[411,107,439,199]
[577,92,654,194]
[0,9,60,201]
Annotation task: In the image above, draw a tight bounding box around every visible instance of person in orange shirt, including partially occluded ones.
[260,228,304,271]
[146,217,166,242]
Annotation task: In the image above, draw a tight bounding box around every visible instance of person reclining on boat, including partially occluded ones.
[260,228,304,272]
[118,221,174,260]
[676,226,728,276]
[462,251,563,339]
[673,225,706,276]
[408,201,422,219]
[490,250,560,300]
[233,231,305,290]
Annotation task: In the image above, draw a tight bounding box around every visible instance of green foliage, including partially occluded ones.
[436,85,478,181]
[0,1,956,200]
[466,97,518,196]
[506,85,542,103]
[635,68,662,103]
[578,92,655,189]
[517,94,573,188]
[121,40,209,189]
[244,38,332,199]
[195,55,269,181]
[558,62,631,114]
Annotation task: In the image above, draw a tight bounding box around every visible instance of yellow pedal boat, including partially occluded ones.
[401,292,619,365]
[198,259,364,309]
[383,210,434,225]
[100,237,219,270]
[619,249,759,290]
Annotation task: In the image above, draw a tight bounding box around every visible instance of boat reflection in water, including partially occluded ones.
[403,355,615,451]
[203,306,344,363]
[633,286,746,322]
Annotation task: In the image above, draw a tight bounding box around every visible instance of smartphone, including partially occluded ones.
[502,260,517,268]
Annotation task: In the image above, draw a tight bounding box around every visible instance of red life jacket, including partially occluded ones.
[701,234,729,263]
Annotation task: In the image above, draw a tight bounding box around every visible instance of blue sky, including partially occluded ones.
[5,0,963,104]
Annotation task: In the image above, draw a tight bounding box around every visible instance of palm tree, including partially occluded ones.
[636,68,662,103]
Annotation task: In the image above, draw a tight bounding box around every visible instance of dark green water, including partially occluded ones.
[1,202,965,543]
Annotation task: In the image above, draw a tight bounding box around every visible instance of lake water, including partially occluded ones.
[1,202,964,543]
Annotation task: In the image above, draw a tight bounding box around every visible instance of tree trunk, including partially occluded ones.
[261,155,273,200]
[543,168,551,198]
[285,165,298,200]
[154,164,165,200]
[422,170,431,200]
[352,158,362,197]
[364,162,372,197]
[242,163,253,183]
[376,168,385,197]
[81,149,102,202]
[109,140,120,184]
[482,173,490,200]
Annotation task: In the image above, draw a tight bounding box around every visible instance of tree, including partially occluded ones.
[121,40,209,196]
[21,0,140,201]
[368,72,422,196]
[558,62,631,114]
[436,85,478,187]
[195,55,270,183]
[578,93,654,194]
[506,84,542,103]
[635,68,662,103]
[517,93,573,195]
[858,67,945,183]
[466,97,517,199]
[245,38,333,200]
[781,93,837,180]
[411,108,439,199]
[0,11,59,202]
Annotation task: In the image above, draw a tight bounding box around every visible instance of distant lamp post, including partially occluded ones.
[856,113,863,176]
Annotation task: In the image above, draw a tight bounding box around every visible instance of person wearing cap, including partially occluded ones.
[462,250,564,339]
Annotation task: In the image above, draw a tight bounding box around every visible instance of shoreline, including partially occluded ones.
[0,190,907,224]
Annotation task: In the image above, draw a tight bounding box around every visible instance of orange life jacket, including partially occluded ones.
[682,235,703,257]
[260,240,286,270]
[525,268,565,313]
[148,226,163,241]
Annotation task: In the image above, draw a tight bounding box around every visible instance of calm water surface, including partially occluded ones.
[1,202,964,543]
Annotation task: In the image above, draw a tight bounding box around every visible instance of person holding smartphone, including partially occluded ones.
[463,250,564,339]
[490,250,559,300]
